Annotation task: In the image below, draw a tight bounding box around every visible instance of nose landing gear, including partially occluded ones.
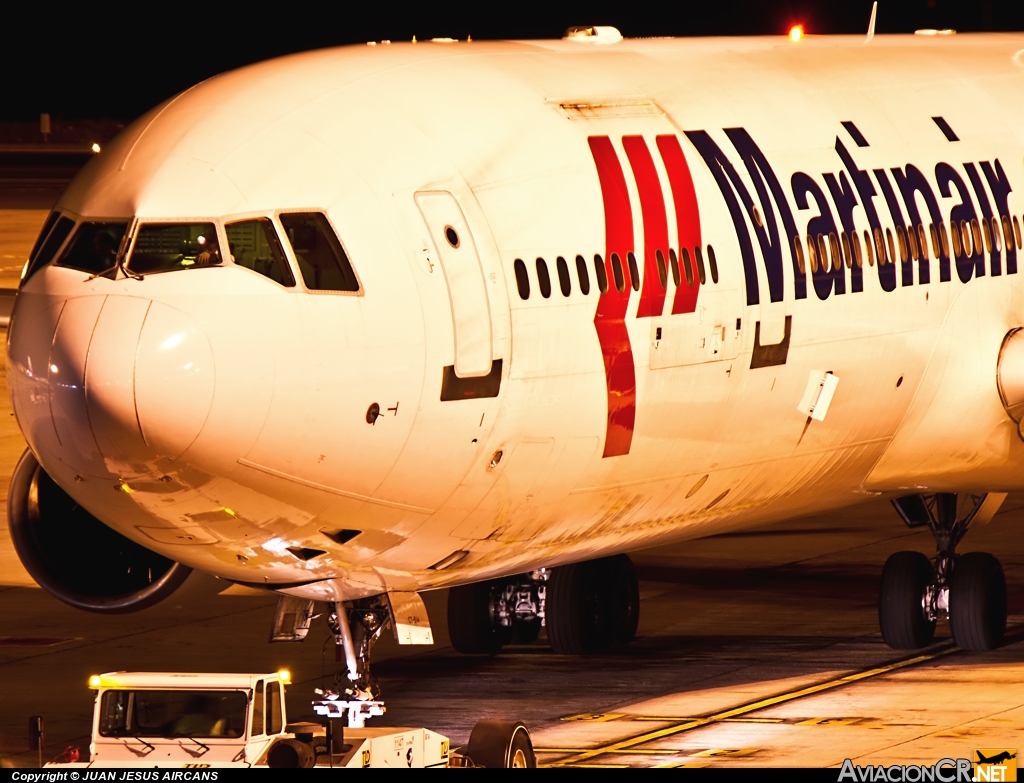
[881,492,1007,651]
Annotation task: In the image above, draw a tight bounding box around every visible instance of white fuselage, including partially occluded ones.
[9,33,1024,600]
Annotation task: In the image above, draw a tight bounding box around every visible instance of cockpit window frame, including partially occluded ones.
[275,208,364,297]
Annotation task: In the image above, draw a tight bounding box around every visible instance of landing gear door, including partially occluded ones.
[415,191,493,378]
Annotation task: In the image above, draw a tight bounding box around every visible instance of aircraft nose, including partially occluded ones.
[8,294,214,477]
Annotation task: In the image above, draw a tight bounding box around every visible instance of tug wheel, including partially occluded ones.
[465,720,536,768]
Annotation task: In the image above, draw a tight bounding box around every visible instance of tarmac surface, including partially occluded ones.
[2,208,1024,768]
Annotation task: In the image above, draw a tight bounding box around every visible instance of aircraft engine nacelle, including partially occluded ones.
[7,449,191,613]
[997,328,1024,427]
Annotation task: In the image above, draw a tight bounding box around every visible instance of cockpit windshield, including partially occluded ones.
[56,222,128,275]
[99,689,247,739]
[128,223,221,275]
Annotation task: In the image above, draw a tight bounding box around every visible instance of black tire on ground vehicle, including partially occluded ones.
[878,551,936,650]
[949,552,1007,652]
[547,559,615,654]
[511,617,542,644]
[610,554,640,644]
[465,720,536,768]
[267,738,316,768]
[447,581,510,654]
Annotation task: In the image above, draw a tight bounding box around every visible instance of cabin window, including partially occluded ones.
[1014,216,1022,249]
[279,212,359,292]
[681,247,694,286]
[594,254,608,293]
[1002,216,1014,250]
[576,255,590,295]
[907,225,920,261]
[225,219,295,287]
[817,234,829,271]
[513,259,530,299]
[655,249,667,289]
[610,253,625,292]
[707,245,719,283]
[960,220,972,256]
[939,222,951,258]
[929,223,940,257]
[971,219,983,253]
[950,221,963,258]
[806,235,818,273]
[24,215,75,282]
[840,232,852,268]
[56,222,128,275]
[829,233,842,269]
[873,228,886,265]
[669,248,680,287]
[793,235,806,274]
[626,251,640,291]
[917,225,929,260]
[885,229,897,266]
[981,218,993,253]
[536,257,552,298]
[851,230,864,268]
[556,256,571,296]
[896,226,909,263]
[128,222,221,275]
[992,218,1002,252]
[694,246,707,284]
[863,230,874,266]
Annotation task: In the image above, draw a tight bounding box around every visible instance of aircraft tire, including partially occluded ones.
[547,559,615,654]
[447,581,509,654]
[949,552,1006,651]
[878,551,936,649]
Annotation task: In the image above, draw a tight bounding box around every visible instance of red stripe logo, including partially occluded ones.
[657,135,703,314]
[588,136,637,458]
[623,136,670,318]
[588,134,703,458]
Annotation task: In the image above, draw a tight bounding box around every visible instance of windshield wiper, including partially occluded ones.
[184,737,210,753]
[131,736,155,751]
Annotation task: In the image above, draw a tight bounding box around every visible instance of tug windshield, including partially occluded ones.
[99,689,248,738]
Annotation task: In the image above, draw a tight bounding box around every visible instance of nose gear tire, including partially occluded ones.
[465,720,536,768]
[878,551,936,649]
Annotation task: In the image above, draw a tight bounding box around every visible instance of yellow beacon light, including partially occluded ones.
[789,25,804,42]
[278,669,292,684]
[88,675,102,688]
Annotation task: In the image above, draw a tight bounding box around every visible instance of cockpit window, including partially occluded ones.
[128,223,221,275]
[23,215,75,284]
[28,212,60,265]
[279,212,359,292]
[225,219,295,287]
[56,222,129,274]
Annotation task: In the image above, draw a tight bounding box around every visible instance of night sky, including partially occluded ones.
[3,0,1021,122]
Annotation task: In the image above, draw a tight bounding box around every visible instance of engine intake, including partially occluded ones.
[7,449,191,613]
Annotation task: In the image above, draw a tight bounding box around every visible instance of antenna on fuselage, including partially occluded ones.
[865,1,878,42]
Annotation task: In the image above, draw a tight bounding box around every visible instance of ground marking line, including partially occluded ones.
[546,643,960,766]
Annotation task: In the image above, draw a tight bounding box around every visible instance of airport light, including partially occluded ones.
[91,143,101,153]
[88,675,102,688]
[789,25,804,42]
[278,669,292,684]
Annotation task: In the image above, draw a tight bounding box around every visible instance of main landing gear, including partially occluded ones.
[447,554,640,655]
[879,493,1007,652]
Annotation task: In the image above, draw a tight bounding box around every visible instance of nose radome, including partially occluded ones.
[133,302,215,461]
